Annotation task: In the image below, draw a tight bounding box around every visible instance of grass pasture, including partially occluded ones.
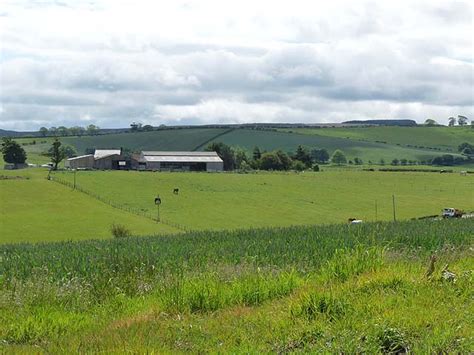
[0,169,178,244]
[0,219,472,352]
[53,169,474,232]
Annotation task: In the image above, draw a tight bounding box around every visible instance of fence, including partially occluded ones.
[49,175,190,232]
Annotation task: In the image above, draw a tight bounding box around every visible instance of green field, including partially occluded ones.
[283,126,473,152]
[1,220,472,352]
[1,125,473,352]
[0,170,178,244]
[6,125,471,166]
[51,169,473,232]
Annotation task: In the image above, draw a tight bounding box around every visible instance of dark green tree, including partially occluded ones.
[47,138,66,170]
[252,146,261,161]
[39,127,48,137]
[293,145,312,167]
[259,152,282,170]
[1,137,27,164]
[275,150,292,170]
[457,115,468,126]
[331,149,347,165]
[206,142,235,170]
[424,119,437,126]
[234,148,249,169]
[311,148,330,163]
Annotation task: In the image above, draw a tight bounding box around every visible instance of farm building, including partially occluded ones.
[66,149,130,170]
[137,151,224,172]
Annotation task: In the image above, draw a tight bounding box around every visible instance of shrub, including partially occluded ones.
[110,224,131,238]
[312,164,320,172]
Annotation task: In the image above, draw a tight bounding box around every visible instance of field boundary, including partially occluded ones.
[49,175,190,232]
[192,128,235,151]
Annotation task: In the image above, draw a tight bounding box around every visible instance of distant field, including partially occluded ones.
[62,128,230,154]
[281,126,473,152]
[53,169,474,232]
[211,128,460,163]
[0,169,178,244]
[5,126,471,166]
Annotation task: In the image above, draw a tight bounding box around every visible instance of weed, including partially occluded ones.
[110,224,132,238]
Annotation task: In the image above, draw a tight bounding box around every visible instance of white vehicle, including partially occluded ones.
[442,208,463,218]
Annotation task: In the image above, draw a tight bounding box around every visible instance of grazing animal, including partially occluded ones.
[425,254,437,279]
[173,188,179,195]
[348,218,363,224]
[460,171,467,176]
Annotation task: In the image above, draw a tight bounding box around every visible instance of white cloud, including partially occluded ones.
[0,0,473,130]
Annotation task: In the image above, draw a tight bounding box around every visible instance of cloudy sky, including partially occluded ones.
[0,0,473,130]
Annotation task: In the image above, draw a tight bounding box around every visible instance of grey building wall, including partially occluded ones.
[94,154,121,170]
[67,155,95,169]
[206,162,224,171]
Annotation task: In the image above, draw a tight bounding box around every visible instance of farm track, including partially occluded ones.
[192,128,235,151]
[49,174,190,232]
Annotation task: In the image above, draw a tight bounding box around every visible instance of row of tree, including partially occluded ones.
[424,115,471,127]
[38,125,100,137]
[206,143,351,171]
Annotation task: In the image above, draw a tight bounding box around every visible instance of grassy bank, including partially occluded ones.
[0,219,472,352]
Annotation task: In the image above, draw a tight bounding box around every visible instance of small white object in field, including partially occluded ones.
[441,264,456,282]
[350,219,363,224]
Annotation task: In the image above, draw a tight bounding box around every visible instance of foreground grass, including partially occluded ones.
[0,219,472,352]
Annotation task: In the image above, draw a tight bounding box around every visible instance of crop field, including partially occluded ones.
[62,128,231,154]
[0,169,178,244]
[51,169,474,232]
[211,128,463,162]
[0,219,472,352]
[282,126,473,152]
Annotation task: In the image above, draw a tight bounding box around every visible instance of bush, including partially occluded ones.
[313,164,320,172]
[110,224,132,238]
[292,160,306,171]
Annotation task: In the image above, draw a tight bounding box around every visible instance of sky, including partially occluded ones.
[0,0,473,130]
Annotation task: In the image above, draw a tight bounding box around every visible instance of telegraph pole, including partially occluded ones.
[73,169,76,190]
[375,200,378,221]
[154,195,161,222]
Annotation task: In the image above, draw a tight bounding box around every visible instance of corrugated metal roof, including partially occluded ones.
[67,154,94,161]
[94,149,121,159]
[143,156,223,163]
[142,151,219,157]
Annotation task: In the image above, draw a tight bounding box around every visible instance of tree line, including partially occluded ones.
[206,143,354,171]
[38,125,100,137]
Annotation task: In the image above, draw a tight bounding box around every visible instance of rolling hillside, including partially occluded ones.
[5,125,471,165]
[281,126,472,152]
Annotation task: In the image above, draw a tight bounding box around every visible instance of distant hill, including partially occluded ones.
[0,129,35,137]
[342,119,417,126]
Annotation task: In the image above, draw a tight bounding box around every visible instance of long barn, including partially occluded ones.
[137,151,224,172]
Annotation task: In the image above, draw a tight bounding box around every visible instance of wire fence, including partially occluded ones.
[49,175,190,232]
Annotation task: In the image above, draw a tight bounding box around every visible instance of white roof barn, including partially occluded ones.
[139,151,223,171]
[94,149,122,159]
